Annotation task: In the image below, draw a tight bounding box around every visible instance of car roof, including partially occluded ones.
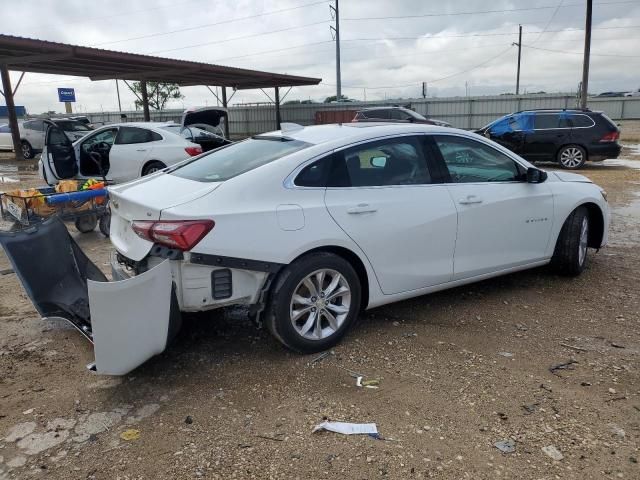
[358,106,409,111]
[261,122,453,146]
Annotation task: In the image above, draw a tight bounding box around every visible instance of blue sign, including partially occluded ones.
[57,88,76,103]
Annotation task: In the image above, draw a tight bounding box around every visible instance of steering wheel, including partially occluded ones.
[93,141,111,154]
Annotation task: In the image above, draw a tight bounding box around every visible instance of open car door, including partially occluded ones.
[43,120,79,180]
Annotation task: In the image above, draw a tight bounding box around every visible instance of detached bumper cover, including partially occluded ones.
[0,217,180,375]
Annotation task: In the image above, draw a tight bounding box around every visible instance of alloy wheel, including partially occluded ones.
[560,147,584,168]
[578,217,589,266]
[289,268,351,340]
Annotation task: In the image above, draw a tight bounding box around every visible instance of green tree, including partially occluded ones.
[127,82,184,110]
[323,95,351,103]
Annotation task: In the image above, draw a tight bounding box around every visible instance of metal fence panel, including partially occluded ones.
[82,94,640,139]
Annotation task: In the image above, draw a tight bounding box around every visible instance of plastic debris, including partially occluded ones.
[119,429,140,441]
[497,352,513,358]
[313,421,378,435]
[541,445,563,461]
[494,439,516,454]
[355,377,380,389]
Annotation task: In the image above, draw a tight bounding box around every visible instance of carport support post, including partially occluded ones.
[0,65,23,161]
[221,86,230,139]
[140,80,151,121]
[275,86,281,130]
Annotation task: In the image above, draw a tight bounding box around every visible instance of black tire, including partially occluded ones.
[98,209,110,237]
[75,214,98,233]
[557,144,586,169]
[551,206,590,276]
[142,161,166,176]
[265,252,361,353]
[21,141,34,159]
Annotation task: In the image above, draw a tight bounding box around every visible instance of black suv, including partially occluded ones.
[475,109,621,169]
[353,106,451,127]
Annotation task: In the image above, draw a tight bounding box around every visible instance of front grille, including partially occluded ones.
[211,269,232,300]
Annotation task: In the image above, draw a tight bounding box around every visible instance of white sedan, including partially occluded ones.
[39,121,203,185]
[2,123,609,374]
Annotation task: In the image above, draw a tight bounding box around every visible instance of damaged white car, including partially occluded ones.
[1,123,609,375]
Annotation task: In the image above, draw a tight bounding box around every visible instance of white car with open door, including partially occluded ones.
[3,123,609,375]
[39,121,203,185]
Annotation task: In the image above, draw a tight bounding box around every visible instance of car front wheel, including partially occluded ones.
[266,252,361,353]
[551,206,589,276]
[558,145,586,169]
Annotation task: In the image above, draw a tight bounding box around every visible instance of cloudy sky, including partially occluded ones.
[1,0,639,114]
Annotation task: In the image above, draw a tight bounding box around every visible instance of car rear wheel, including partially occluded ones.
[266,252,361,353]
[558,145,586,169]
[21,141,34,159]
[75,214,98,233]
[551,206,589,276]
[142,161,166,176]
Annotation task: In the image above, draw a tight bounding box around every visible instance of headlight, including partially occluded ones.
[600,189,608,202]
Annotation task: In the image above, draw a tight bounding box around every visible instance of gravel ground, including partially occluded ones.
[0,129,639,479]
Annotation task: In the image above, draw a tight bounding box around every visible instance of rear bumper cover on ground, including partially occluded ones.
[0,217,180,375]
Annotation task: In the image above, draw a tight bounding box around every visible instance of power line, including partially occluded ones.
[342,1,638,21]
[531,0,565,44]
[340,25,640,43]
[147,20,329,55]
[322,45,514,90]
[91,0,329,47]
[522,44,640,57]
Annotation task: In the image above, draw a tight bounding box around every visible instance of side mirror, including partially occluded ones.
[526,167,547,183]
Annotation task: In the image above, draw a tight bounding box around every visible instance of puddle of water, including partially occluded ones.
[623,143,640,155]
[610,192,640,246]
[602,158,640,169]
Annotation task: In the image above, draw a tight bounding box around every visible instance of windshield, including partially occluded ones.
[171,137,311,182]
[54,120,91,132]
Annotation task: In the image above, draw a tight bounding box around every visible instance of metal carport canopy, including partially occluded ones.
[0,34,321,158]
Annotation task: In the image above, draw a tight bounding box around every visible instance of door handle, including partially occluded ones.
[136,149,147,152]
[458,195,483,205]
[347,203,378,214]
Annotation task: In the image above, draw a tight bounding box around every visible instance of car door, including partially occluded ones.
[0,124,12,149]
[108,126,154,182]
[485,112,533,156]
[323,135,458,295]
[43,123,79,180]
[26,119,46,150]
[523,113,571,161]
[432,134,554,280]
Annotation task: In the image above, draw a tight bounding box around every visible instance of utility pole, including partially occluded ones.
[115,79,122,113]
[580,0,592,109]
[422,81,427,99]
[514,24,522,95]
[330,0,341,101]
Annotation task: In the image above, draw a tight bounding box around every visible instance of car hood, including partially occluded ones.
[552,171,593,183]
[108,173,222,260]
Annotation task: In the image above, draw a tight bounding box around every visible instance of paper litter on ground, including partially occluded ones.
[312,421,378,435]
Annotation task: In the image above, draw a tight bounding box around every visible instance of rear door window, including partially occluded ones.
[115,127,154,144]
[171,137,310,182]
[337,136,432,187]
[534,114,560,129]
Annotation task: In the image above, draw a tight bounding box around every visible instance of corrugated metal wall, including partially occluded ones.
[83,94,640,139]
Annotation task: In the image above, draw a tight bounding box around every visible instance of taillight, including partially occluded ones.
[131,220,214,251]
[185,146,202,156]
[600,131,619,143]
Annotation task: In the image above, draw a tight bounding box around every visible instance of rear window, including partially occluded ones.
[571,114,595,128]
[598,113,619,131]
[171,136,310,182]
[54,120,91,132]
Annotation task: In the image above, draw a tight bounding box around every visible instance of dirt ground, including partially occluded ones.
[1,124,639,479]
